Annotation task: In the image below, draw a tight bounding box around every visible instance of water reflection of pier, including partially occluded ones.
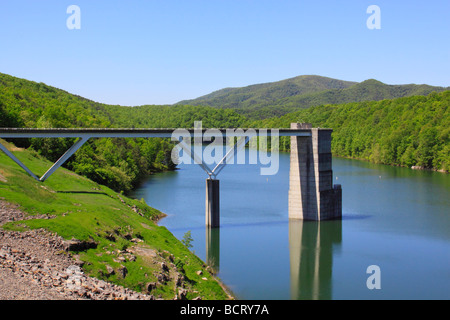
[206,227,220,273]
[205,219,342,299]
[289,220,342,300]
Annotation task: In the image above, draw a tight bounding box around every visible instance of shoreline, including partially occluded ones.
[153,209,236,301]
[251,147,449,174]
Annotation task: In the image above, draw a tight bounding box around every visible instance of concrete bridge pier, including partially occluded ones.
[206,178,220,228]
[289,123,342,220]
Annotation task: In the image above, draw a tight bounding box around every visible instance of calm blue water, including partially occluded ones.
[132,149,450,300]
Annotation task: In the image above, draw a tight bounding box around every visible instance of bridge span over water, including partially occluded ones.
[0,123,342,226]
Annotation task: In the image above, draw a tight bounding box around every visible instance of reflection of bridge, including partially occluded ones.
[0,123,342,226]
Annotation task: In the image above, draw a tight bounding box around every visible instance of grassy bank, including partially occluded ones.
[0,139,232,300]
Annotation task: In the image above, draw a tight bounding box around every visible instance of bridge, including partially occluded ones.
[0,123,342,227]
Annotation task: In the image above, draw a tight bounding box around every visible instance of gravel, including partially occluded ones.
[0,200,153,300]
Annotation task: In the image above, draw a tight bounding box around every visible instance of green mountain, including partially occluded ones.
[177,75,449,119]
[178,75,356,109]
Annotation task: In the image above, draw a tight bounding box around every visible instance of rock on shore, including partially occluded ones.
[0,200,153,300]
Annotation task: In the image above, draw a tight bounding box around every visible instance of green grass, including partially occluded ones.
[0,139,231,300]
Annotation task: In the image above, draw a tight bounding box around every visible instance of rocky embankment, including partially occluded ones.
[0,200,153,300]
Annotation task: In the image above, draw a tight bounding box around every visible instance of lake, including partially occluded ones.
[131,149,450,300]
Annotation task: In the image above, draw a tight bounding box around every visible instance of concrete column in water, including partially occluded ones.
[206,178,220,228]
[288,123,342,220]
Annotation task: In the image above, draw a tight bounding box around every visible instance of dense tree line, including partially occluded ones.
[104,104,246,129]
[252,91,449,172]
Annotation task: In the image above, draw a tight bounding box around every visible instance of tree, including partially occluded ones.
[182,231,194,249]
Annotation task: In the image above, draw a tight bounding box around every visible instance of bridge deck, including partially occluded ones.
[0,127,328,183]
[0,127,321,138]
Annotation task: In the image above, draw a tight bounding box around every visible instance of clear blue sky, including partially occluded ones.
[0,0,449,106]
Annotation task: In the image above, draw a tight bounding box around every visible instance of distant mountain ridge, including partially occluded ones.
[177,75,449,118]
[177,75,357,108]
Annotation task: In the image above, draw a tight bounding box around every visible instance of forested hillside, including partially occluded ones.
[0,73,244,192]
[1,71,448,189]
[254,91,449,172]
[178,75,356,111]
[178,76,449,119]
[0,73,172,192]
[104,104,247,129]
